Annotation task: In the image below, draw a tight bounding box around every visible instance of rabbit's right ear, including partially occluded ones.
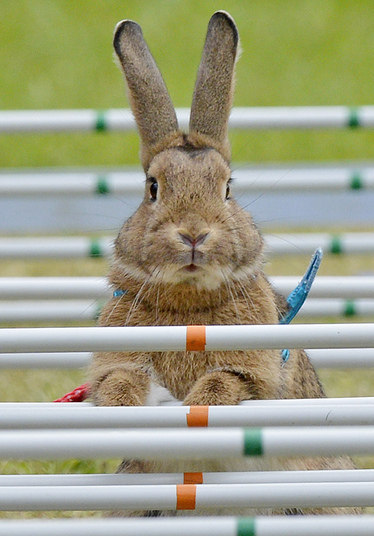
[114,20,180,170]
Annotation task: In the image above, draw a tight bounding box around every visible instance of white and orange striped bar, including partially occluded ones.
[2,468,374,486]
[1,481,374,510]
[1,324,374,353]
[4,404,374,428]
[0,517,372,536]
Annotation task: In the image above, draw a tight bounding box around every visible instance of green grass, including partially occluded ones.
[2,0,374,168]
[1,0,374,518]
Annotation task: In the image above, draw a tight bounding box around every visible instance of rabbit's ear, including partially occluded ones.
[114,20,180,169]
[189,11,239,161]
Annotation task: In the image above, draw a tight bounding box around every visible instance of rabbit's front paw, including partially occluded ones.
[183,370,248,406]
[94,368,149,406]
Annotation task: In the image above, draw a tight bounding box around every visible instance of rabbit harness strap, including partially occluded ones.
[280,248,323,364]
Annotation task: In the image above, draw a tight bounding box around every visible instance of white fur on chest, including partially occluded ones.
[145,381,180,406]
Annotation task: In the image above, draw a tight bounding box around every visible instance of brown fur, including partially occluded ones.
[89,11,360,516]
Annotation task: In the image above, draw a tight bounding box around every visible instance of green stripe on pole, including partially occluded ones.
[344,300,357,317]
[94,303,103,321]
[243,428,263,456]
[96,176,110,195]
[330,235,343,254]
[350,171,363,190]
[237,518,256,536]
[348,107,360,128]
[95,111,108,132]
[89,239,103,258]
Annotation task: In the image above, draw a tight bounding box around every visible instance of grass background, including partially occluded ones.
[2,0,374,167]
[1,0,374,518]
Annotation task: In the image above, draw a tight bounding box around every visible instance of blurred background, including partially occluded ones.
[1,0,374,231]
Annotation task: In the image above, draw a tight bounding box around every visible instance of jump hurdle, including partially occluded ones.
[0,516,372,536]
[1,276,374,299]
[0,348,373,369]
[1,106,374,133]
[3,403,374,427]
[1,324,374,352]
[2,164,374,196]
[2,426,374,459]
[1,298,374,323]
[1,468,374,485]
[2,481,374,510]
[1,232,374,258]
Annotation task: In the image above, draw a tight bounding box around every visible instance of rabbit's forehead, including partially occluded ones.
[147,148,231,185]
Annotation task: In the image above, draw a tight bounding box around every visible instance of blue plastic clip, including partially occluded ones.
[280,248,323,365]
[113,289,128,298]
[280,248,323,326]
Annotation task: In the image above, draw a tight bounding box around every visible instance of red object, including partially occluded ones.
[54,383,90,403]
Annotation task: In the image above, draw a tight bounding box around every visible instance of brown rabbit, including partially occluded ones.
[89,11,359,516]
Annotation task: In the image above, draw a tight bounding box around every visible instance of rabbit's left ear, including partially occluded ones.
[189,11,239,161]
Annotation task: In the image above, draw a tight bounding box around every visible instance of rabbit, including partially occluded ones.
[89,11,359,516]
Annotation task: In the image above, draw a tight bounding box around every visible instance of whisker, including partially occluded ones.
[265,232,304,254]
[105,290,127,324]
[220,268,242,323]
[125,272,154,325]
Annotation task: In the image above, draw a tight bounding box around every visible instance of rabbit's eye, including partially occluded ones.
[149,179,158,201]
[225,178,233,200]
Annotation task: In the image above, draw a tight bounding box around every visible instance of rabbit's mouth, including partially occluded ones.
[184,263,199,273]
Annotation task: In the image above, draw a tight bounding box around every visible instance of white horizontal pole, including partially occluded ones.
[0,348,373,369]
[240,396,374,406]
[0,277,109,299]
[0,428,246,459]
[0,352,91,368]
[1,324,374,352]
[1,468,374,486]
[0,517,372,536]
[233,164,374,192]
[1,233,373,259]
[271,276,374,299]
[1,106,374,133]
[2,276,374,300]
[2,165,374,196]
[1,298,373,322]
[300,298,374,317]
[5,404,374,428]
[0,236,113,259]
[266,232,374,255]
[0,170,145,197]
[4,396,374,408]
[1,481,374,510]
[0,300,100,322]
[1,426,374,459]
[306,348,374,368]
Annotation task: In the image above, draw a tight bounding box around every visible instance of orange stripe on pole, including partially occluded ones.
[186,405,209,427]
[184,472,203,484]
[186,325,206,351]
[176,484,197,510]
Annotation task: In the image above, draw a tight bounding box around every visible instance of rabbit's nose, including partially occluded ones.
[179,232,209,248]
